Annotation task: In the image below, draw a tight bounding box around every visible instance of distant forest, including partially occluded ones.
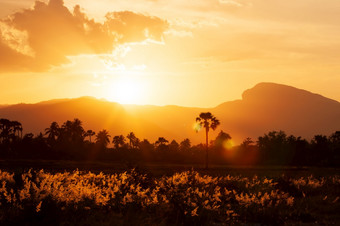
[0,118,339,166]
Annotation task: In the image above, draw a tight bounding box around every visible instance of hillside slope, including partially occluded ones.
[1,83,339,144]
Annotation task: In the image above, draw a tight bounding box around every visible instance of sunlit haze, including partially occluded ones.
[1,0,340,107]
[1,2,339,224]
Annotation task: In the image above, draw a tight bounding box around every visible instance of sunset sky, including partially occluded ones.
[1,0,339,107]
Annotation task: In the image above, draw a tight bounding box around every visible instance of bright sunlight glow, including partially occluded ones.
[114,77,143,104]
[104,69,148,105]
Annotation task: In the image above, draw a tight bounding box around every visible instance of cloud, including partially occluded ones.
[219,0,243,7]
[105,11,168,43]
[0,35,33,72]
[165,29,193,38]
[0,21,34,57]
[0,0,168,72]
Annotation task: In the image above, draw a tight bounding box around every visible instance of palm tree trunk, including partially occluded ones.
[205,128,209,169]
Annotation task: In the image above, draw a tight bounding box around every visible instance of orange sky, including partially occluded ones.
[1,0,340,107]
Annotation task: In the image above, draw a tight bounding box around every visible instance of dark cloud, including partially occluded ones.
[0,0,168,72]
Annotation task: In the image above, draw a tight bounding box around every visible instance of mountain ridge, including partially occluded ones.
[1,82,339,144]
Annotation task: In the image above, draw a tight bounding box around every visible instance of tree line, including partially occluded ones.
[0,117,339,166]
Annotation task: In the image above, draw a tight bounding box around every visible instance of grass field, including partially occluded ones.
[0,160,339,225]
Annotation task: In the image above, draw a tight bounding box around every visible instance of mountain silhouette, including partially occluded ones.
[213,83,340,142]
[0,83,339,144]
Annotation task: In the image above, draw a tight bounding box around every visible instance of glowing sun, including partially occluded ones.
[105,75,148,105]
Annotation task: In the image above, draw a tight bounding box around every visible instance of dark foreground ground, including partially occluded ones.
[0,160,339,225]
[1,159,338,176]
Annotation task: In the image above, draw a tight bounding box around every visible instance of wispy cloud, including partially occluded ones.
[219,0,243,7]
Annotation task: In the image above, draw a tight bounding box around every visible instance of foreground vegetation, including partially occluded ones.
[0,168,339,225]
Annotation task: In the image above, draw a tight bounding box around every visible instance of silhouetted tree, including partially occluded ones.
[45,122,60,144]
[139,139,154,161]
[330,131,340,143]
[329,131,340,166]
[112,135,126,149]
[179,138,191,152]
[70,118,85,143]
[139,139,153,151]
[95,130,111,149]
[133,137,140,149]
[195,112,220,169]
[11,121,22,139]
[155,137,169,146]
[311,135,331,165]
[286,135,309,165]
[0,118,13,144]
[214,130,232,148]
[240,137,254,148]
[258,131,291,165]
[127,132,136,149]
[169,140,179,152]
[85,130,96,143]
[23,133,34,140]
[2,116,340,166]
[58,119,85,143]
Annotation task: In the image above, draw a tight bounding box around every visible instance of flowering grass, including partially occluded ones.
[0,168,339,225]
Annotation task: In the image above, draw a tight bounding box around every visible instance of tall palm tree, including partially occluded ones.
[70,118,85,142]
[86,130,96,143]
[126,132,136,149]
[196,112,220,169]
[60,120,72,142]
[59,119,85,143]
[95,130,111,148]
[45,121,60,142]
